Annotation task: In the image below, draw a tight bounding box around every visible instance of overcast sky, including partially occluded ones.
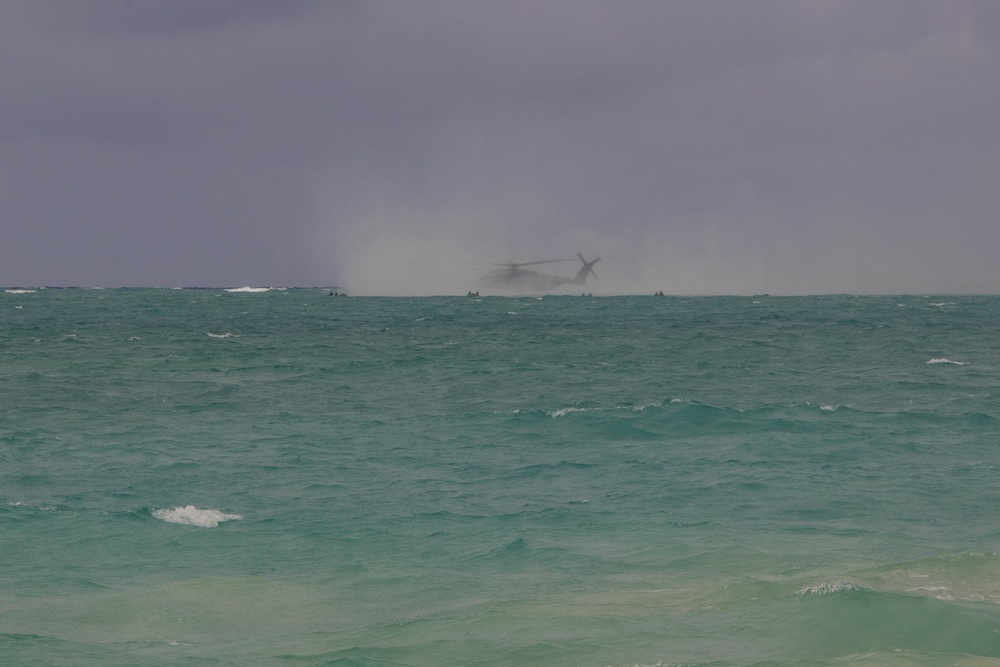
[2,0,998,294]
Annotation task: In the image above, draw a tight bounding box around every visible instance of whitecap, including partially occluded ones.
[225,286,270,293]
[629,401,663,411]
[5,289,36,294]
[551,402,662,417]
[927,358,968,365]
[152,505,242,527]
[207,332,238,338]
[820,404,838,412]
[7,501,57,511]
[795,581,860,596]
[550,407,588,418]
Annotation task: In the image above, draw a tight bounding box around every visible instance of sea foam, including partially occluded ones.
[794,581,861,596]
[152,505,242,527]
[550,406,589,418]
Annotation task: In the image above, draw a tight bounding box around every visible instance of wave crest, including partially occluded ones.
[794,581,861,596]
[152,505,242,527]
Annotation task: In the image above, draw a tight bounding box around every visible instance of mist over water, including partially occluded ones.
[316,208,755,296]
[323,216,482,295]
[314,197,979,296]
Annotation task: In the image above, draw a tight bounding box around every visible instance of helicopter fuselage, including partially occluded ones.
[479,254,600,293]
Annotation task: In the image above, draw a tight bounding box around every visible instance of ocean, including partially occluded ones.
[3,288,1000,666]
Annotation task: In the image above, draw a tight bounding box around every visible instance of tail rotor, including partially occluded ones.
[573,253,601,284]
[579,253,600,280]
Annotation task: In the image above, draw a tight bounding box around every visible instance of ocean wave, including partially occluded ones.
[550,406,590,418]
[530,400,867,441]
[5,501,59,512]
[5,289,36,294]
[794,580,861,596]
[548,401,664,418]
[604,663,713,667]
[225,286,271,293]
[857,552,1000,604]
[927,358,968,365]
[206,332,238,338]
[151,505,242,527]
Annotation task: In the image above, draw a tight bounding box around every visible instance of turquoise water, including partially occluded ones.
[4,288,1000,666]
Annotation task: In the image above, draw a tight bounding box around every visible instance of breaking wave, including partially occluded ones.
[795,581,862,596]
[151,505,242,527]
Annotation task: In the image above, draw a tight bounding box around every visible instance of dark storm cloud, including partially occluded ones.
[2,1,998,292]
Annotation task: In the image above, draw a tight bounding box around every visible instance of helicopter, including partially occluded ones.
[479,253,600,293]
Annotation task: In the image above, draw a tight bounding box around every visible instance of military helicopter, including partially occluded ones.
[479,253,600,293]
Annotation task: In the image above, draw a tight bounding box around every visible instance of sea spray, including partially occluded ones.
[151,506,243,527]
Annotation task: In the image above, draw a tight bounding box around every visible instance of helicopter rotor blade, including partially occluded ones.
[517,258,576,267]
[487,258,575,269]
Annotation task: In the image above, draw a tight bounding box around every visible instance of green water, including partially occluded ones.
[3,289,1000,666]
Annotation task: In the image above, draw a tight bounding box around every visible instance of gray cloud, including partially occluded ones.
[2,0,998,293]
